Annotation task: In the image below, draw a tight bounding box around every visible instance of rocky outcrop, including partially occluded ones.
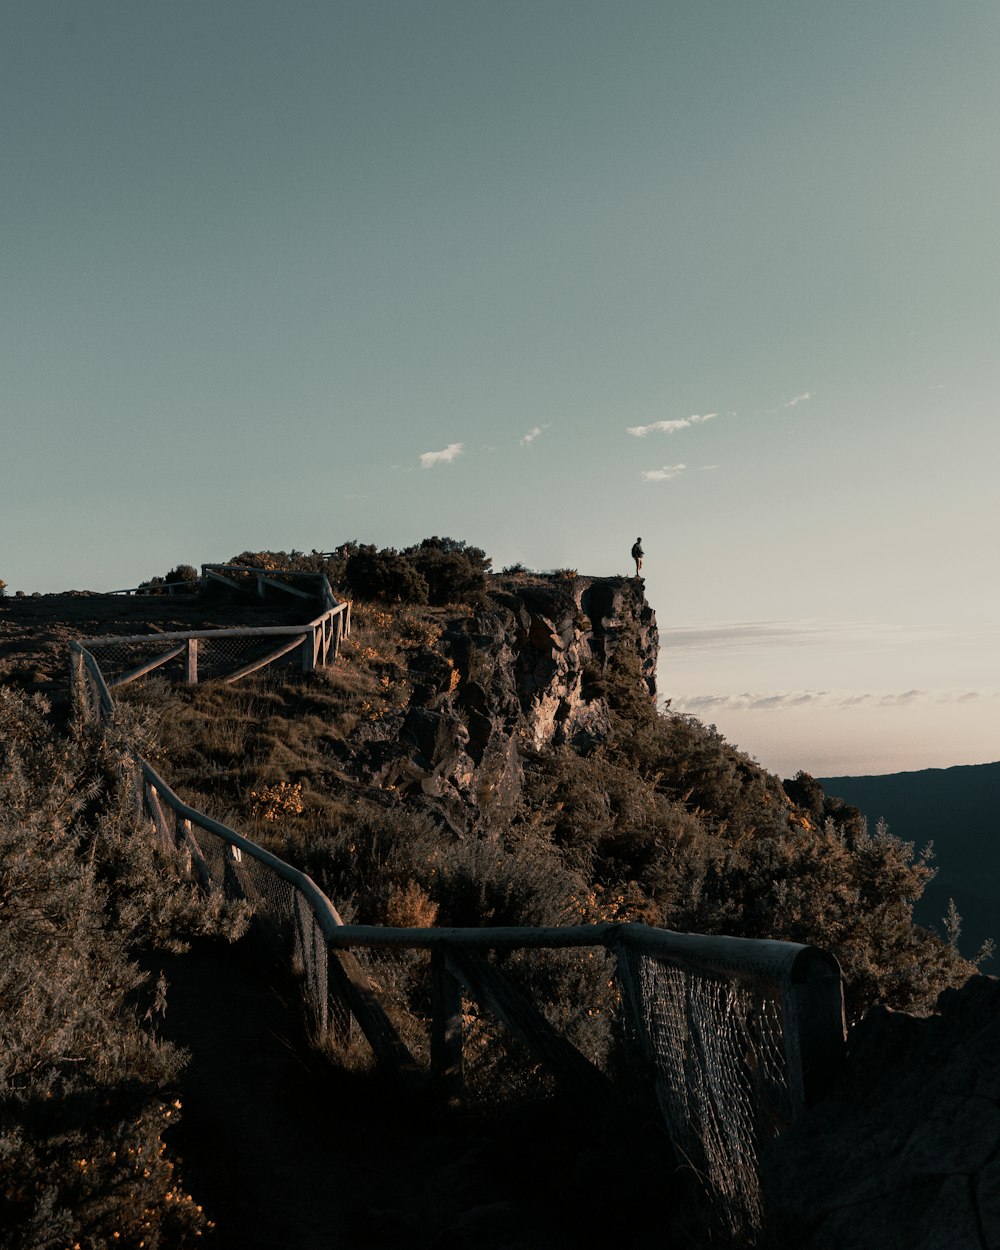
[348,574,658,832]
[761,975,1000,1249]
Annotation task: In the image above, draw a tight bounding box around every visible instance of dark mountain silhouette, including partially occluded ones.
[819,762,1000,971]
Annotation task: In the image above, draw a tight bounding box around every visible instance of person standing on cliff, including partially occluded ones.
[631,537,644,577]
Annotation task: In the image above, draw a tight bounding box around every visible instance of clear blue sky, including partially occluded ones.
[3,2,998,777]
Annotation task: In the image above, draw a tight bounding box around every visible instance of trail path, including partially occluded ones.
[148,937,616,1250]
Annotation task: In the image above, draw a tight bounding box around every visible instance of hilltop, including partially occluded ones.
[2,544,973,1021]
[0,541,988,1249]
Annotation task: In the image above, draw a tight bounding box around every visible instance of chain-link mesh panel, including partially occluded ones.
[188,634,304,683]
[452,943,619,1107]
[83,639,186,686]
[617,945,792,1242]
[84,633,308,687]
[168,817,339,1044]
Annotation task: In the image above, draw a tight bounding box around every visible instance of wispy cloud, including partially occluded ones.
[663,619,942,655]
[670,688,999,714]
[782,392,812,408]
[520,425,548,446]
[627,413,718,437]
[419,442,463,469]
[663,620,1000,660]
[641,463,686,482]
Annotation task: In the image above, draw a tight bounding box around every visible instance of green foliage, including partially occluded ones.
[401,536,491,606]
[299,800,577,930]
[344,544,430,604]
[338,537,490,606]
[516,634,972,1019]
[783,769,865,839]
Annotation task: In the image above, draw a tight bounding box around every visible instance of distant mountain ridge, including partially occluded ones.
[818,761,1000,971]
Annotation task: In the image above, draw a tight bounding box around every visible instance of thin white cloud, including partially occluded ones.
[520,425,547,446]
[641,463,686,482]
[419,442,464,469]
[663,620,1000,661]
[782,392,812,408]
[670,688,1000,714]
[627,413,718,437]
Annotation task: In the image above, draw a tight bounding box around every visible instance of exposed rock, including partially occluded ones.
[345,574,658,833]
[761,974,1000,1249]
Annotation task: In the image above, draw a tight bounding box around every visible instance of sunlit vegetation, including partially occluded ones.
[137,546,976,1023]
[2,538,981,1246]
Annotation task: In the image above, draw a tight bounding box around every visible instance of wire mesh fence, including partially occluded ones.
[616,945,791,1238]
[67,581,844,1248]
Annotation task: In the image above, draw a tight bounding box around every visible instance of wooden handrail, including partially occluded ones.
[68,564,845,1135]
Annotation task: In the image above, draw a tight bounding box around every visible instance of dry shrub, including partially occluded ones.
[386,881,439,928]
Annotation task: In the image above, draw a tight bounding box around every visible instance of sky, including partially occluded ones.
[3,1,998,779]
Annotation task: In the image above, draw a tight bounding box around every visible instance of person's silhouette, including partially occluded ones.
[631,538,644,577]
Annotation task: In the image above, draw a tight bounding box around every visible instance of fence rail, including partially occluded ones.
[72,567,349,688]
[67,569,846,1244]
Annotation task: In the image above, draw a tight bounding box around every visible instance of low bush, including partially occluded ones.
[345,545,430,604]
[0,689,235,1248]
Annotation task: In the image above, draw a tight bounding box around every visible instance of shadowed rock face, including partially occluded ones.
[761,975,1000,1250]
[351,574,658,833]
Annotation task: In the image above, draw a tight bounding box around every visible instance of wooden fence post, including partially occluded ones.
[185,638,198,684]
[431,943,464,1102]
[782,950,846,1114]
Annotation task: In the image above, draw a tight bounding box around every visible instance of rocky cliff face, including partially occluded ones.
[350,574,658,833]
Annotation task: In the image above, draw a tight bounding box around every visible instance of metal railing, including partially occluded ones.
[67,572,845,1244]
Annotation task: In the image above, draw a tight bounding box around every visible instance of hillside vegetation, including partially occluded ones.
[131,541,974,1022]
[0,539,981,1248]
[0,689,247,1250]
[819,762,999,973]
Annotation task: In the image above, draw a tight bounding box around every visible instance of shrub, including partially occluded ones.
[345,545,429,604]
[401,536,491,606]
[0,689,215,1247]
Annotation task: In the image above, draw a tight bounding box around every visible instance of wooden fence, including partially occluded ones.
[67,567,847,1244]
[73,567,349,688]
